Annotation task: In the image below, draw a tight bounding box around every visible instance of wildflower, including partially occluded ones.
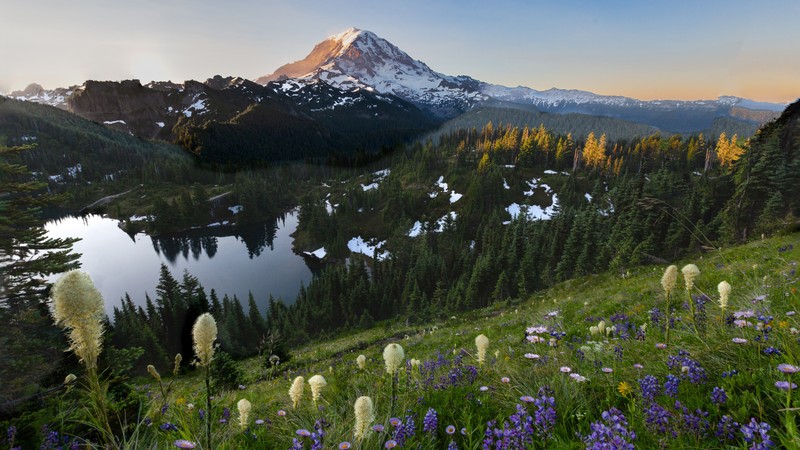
[373,424,385,432]
[527,326,548,334]
[681,264,700,291]
[255,419,264,425]
[237,398,251,429]
[289,376,304,409]
[238,384,246,390]
[173,440,196,449]
[661,265,678,294]
[173,353,182,375]
[49,270,105,370]
[446,425,456,435]
[355,354,366,370]
[732,338,748,344]
[475,334,489,365]
[560,366,572,373]
[383,344,405,374]
[389,417,402,427]
[296,429,311,437]
[501,377,510,383]
[191,313,217,367]
[775,381,797,390]
[479,386,489,392]
[581,407,636,449]
[338,442,351,449]
[711,387,727,405]
[633,363,644,369]
[601,367,613,373]
[778,364,800,374]
[423,408,438,433]
[353,396,374,441]
[718,281,731,309]
[64,374,77,384]
[520,395,535,403]
[308,375,327,403]
[639,375,661,401]
[277,409,287,417]
[716,415,739,443]
[664,375,680,398]
[147,365,161,381]
[618,381,633,397]
[570,373,587,382]
[740,418,774,449]
[385,440,398,448]
[525,353,540,360]
[655,343,667,349]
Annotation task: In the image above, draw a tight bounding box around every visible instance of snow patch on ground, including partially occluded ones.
[523,178,552,196]
[228,205,243,215]
[408,221,423,237]
[506,196,559,222]
[348,236,390,260]
[450,192,462,203]
[156,122,165,128]
[432,176,462,203]
[129,215,153,222]
[103,120,126,125]
[585,193,592,202]
[361,182,379,191]
[543,170,557,175]
[503,178,510,190]
[304,247,327,259]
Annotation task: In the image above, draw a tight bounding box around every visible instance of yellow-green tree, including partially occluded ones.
[716,133,744,168]
[582,132,607,170]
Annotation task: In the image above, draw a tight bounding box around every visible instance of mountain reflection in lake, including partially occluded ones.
[45,210,315,318]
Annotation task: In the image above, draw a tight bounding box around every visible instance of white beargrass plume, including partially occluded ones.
[147,365,161,381]
[173,353,182,375]
[718,280,731,322]
[64,374,77,384]
[475,334,489,366]
[237,398,252,429]
[308,375,327,404]
[383,343,405,375]
[681,264,700,291]
[356,354,366,370]
[289,376,304,409]
[661,265,678,295]
[192,313,217,367]
[50,270,105,370]
[353,396,374,441]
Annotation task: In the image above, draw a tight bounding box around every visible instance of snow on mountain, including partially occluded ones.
[258,27,485,115]
[7,83,76,109]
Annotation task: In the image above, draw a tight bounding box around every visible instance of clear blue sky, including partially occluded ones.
[1,0,798,102]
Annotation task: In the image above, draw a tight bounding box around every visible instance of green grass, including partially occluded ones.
[17,233,800,449]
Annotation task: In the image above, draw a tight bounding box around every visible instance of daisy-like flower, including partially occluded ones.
[560,366,572,373]
[501,377,510,383]
[776,381,798,390]
[520,396,535,403]
[373,424,385,432]
[389,417,402,427]
[339,442,352,450]
[461,428,468,436]
[734,319,751,328]
[655,343,667,349]
[732,338,748,344]
[296,429,311,437]
[385,440,398,448]
[633,363,644,369]
[778,364,800,374]
[524,353,540,360]
[277,410,287,417]
[602,367,613,373]
[787,311,796,317]
[527,335,544,343]
[446,425,456,435]
[617,381,633,396]
[174,440,196,449]
[570,373,588,382]
[479,386,489,392]
[527,326,548,334]
[255,419,265,425]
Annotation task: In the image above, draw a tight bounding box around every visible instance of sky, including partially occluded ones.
[1,0,798,103]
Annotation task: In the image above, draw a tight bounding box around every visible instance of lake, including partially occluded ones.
[45,211,315,318]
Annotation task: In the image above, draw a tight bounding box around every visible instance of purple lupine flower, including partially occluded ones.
[664,375,680,398]
[740,418,774,449]
[423,408,438,434]
[447,440,458,450]
[159,422,178,432]
[290,437,304,450]
[581,407,636,449]
[643,402,673,436]
[716,415,739,443]
[667,350,707,384]
[711,386,727,405]
[532,387,557,440]
[639,375,660,401]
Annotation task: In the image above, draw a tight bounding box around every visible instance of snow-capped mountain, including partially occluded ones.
[257,27,786,130]
[257,27,485,116]
[7,83,77,109]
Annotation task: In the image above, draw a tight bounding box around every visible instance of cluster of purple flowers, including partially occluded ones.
[581,408,636,450]
[674,401,710,438]
[664,375,681,398]
[711,386,727,405]
[482,404,535,450]
[415,352,479,390]
[715,415,739,443]
[638,375,661,401]
[39,425,79,450]
[643,401,673,436]
[667,350,707,384]
[423,408,438,434]
[740,418,774,449]
[391,414,416,447]
[532,387,557,440]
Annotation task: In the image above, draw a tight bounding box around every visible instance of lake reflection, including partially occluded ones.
[45,211,314,318]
